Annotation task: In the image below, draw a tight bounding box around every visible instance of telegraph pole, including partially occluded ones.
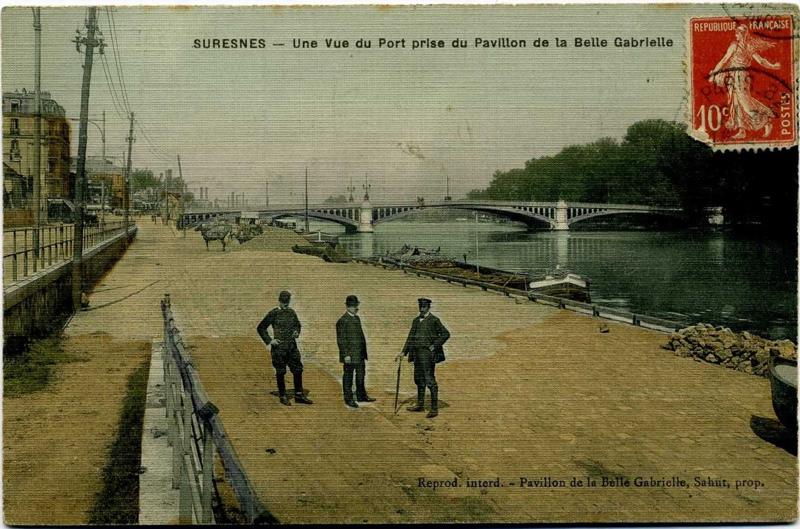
[304,167,310,233]
[32,7,42,258]
[71,7,103,311]
[101,110,106,161]
[124,112,135,227]
[177,155,185,234]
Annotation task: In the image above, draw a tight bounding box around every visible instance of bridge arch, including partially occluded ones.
[269,211,359,232]
[371,204,556,229]
[567,208,686,227]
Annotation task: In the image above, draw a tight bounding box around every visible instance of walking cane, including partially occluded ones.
[393,354,403,415]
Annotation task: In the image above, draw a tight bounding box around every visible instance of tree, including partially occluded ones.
[131,169,158,192]
[323,194,348,204]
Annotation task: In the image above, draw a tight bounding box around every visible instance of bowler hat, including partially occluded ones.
[417,297,432,307]
[278,290,291,303]
[345,295,359,307]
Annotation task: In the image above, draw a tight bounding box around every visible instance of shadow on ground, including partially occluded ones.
[750,416,797,456]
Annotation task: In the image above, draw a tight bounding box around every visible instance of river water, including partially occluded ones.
[300,219,796,341]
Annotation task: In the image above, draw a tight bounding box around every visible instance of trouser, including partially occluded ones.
[342,360,367,402]
[413,349,438,409]
[272,344,304,396]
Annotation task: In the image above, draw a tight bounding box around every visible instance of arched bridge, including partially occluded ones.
[181,200,689,232]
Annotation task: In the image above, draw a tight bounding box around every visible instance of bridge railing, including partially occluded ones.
[161,294,271,524]
[3,221,132,287]
[356,258,687,333]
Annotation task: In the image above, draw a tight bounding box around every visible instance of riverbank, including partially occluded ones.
[4,222,795,523]
[158,225,795,523]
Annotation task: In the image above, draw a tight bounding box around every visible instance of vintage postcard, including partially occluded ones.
[2,3,798,525]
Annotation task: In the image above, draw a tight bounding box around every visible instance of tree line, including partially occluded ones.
[467,119,797,231]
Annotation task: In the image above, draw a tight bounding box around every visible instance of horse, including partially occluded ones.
[232,223,263,244]
[200,222,232,251]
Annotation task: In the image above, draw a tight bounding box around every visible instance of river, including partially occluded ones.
[298,219,796,341]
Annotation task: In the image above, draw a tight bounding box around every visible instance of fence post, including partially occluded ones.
[171,373,182,489]
[12,231,18,282]
[31,228,37,274]
[201,419,215,523]
[39,226,45,269]
[179,455,193,524]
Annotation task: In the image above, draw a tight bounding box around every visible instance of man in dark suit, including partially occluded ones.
[336,295,376,408]
[400,298,450,418]
[257,290,313,406]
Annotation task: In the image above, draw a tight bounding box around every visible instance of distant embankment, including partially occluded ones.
[4,225,138,354]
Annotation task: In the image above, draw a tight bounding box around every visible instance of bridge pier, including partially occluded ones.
[358,199,374,233]
[553,200,570,231]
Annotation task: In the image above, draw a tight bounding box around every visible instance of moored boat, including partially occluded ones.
[379,248,591,302]
[529,271,591,303]
[769,355,797,432]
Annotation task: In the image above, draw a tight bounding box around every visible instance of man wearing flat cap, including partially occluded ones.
[400,298,450,418]
[336,295,376,408]
[257,290,313,406]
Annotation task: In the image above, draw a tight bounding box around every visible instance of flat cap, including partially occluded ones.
[417,297,432,307]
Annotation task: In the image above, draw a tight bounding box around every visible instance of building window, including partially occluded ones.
[9,139,20,160]
[48,160,56,174]
[10,118,19,134]
[9,100,20,113]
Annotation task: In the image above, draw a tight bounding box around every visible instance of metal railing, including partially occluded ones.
[3,221,131,286]
[356,258,687,333]
[161,295,269,524]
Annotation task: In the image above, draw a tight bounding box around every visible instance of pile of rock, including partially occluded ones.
[664,323,796,376]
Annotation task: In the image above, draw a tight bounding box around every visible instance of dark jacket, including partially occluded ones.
[336,312,368,363]
[257,307,301,351]
[402,313,450,363]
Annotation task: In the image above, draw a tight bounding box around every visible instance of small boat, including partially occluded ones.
[304,231,339,247]
[769,355,797,432]
[529,270,591,303]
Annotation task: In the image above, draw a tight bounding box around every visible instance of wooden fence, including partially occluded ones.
[355,258,686,333]
[161,295,270,524]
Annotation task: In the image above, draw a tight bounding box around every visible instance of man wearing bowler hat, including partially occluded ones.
[336,295,376,408]
[257,290,313,406]
[400,297,450,418]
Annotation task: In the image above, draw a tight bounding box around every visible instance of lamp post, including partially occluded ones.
[66,116,106,161]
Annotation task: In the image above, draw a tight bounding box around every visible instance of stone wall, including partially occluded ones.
[663,323,796,376]
[3,228,137,354]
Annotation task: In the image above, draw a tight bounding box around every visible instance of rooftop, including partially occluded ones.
[4,89,66,117]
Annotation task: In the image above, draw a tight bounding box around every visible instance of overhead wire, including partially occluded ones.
[101,7,177,165]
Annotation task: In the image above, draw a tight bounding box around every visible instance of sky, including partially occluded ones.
[0,4,768,204]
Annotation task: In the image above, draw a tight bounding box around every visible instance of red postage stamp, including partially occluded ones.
[688,15,797,150]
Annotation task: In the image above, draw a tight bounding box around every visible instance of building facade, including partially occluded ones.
[3,89,72,224]
[80,156,126,207]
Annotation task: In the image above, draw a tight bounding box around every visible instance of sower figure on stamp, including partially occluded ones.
[336,295,376,408]
[398,298,450,418]
[257,290,313,406]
